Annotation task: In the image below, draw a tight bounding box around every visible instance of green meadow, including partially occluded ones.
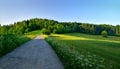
[24,30,42,39]
[1,29,120,69]
[46,33,120,69]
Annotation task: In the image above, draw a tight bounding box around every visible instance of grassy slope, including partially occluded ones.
[46,33,120,69]
[0,30,42,57]
[24,30,42,39]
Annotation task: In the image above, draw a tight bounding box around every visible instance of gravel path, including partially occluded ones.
[0,36,64,69]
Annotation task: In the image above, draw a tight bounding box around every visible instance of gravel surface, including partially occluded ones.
[0,36,64,69]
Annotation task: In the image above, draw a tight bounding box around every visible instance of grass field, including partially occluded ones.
[46,33,120,69]
[24,30,42,39]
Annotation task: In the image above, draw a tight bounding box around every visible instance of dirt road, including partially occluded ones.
[0,36,64,69]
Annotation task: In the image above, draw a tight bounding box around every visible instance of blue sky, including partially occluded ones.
[0,0,120,25]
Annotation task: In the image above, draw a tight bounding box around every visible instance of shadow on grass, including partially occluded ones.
[46,36,120,69]
[59,39,120,68]
[65,33,120,42]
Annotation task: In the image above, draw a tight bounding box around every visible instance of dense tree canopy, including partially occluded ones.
[0,18,120,36]
[101,30,108,37]
[42,28,51,35]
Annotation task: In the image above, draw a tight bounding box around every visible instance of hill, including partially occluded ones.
[0,18,120,36]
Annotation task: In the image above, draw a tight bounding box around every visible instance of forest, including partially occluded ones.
[0,18,120,35]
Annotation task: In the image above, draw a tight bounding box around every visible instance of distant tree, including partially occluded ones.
[53,29,57,34]
[25,28,30,33]
[116,25,120,35]
[55,24,65,34]
[42,28,51,35]
[101,30,108,37]
[0,26,8,34]
[89,25,95,34]
[8,27,14,34]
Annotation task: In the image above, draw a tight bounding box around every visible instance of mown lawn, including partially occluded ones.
[46,33,120,69]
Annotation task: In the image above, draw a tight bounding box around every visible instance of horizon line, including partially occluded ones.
[0,18,119,26]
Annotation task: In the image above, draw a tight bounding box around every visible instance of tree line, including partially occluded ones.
[0,18,120,36]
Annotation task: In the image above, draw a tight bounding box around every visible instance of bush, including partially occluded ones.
[101,30,108,37]
[42,28,51,35]
[0,34,30,57]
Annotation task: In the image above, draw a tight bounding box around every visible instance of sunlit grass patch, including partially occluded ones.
[24,30,42,39]
[51,33,120,43]
[46,33,120,69]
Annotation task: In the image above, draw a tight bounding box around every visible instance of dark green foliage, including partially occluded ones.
[53,29,57,34]
[116,25,120,35]
[101,30,108,37]
[0,18,120,36]
[0,34,30,57]
[42,28,51,35]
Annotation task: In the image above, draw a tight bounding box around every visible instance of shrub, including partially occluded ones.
[101,30,108,37]
[42,28,51,35]
[0,34,30,57]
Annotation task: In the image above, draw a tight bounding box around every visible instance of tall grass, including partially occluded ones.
[45,33,120,69]
[0,34,30,57]
[0,30,42,57]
